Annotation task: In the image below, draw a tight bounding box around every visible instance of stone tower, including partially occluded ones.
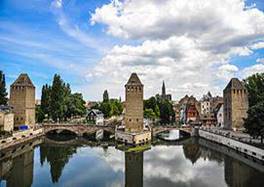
[9,74,35,129]
[223,78,248,130]
[125,73,144,132]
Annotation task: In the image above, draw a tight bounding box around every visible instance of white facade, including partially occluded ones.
[201,101,211,115]
[0,112,14,132]
[217,104,224,127]
[95,115,104,126]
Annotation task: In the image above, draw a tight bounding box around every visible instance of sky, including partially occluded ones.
[1,0,264,101]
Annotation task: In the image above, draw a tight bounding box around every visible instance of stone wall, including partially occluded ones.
[0,128,43,150]
[199,129,264,161]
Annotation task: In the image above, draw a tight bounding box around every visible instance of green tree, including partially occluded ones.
[159,99,174,124]
[66,93,86,118]
[101,102,112,118]
[36,105,45,123]
[244,73,264,107]
[103,90,109,102]
[50,74,65,122]
[244,73,264,142]
[40,84,51,120]
[0,71,8,105]
[144,108,156,119]
[244,103,264,143]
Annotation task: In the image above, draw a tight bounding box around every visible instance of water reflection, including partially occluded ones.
[0,137,264,187]
[40,144,77,183]
[125,151,144,187]
[0,146,34,187]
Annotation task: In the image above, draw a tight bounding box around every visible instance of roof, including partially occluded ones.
[88,109,104,116]
[126,73,143,86]
[224,78,245,90]
[11,73,35,88]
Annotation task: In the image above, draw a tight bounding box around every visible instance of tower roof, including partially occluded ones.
[11,73,35,88]
[224,78,245,90]
[126,73,143,86]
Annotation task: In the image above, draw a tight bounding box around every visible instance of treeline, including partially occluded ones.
[0,71,8,105]
[37,74,86,123]
[244,73,264,143]
[92,90,123,118]
[144,95,175,124]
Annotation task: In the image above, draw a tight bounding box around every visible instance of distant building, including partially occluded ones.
[173,103,181,124]
[85,101,98,110]
[161,81,172,101]
[200,113,216,127]
[200,92,212,115]
[223,78,249,130]
[178,95,199,124]
[86,109,104,126]
[216,103,224,127]
[116,73,151,145]
[35,99,41,106]
[0,105,14,132]
[186,104,199,124]
[9,74,36,129]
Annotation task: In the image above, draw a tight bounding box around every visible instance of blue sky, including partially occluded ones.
[1,0,264,100]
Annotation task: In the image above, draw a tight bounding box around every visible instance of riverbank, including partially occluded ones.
[198,127,264,162]
[0,128,44,150]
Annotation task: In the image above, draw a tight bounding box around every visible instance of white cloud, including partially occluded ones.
[241,64,264,78]
[250,42,264,50]
[51,0,62,8]
[256,58,264,63]
[87,0,264,100]
[216,64,239,80]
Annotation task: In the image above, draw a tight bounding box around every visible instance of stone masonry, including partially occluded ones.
[223,78,248,130]
[9,74,36,129]
[124,73,144,132]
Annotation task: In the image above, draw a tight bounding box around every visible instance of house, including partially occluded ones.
[86,109,104,126]
[200,92,212,115]
[200,113,217,127]
[0,105,14,132]
[186,104,199,124]
[215,103,224,127]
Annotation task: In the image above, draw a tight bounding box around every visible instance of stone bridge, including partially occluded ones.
[43,124,115,136]
[152,126,191,136]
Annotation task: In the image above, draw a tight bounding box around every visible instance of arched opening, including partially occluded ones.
[46,129,77,141]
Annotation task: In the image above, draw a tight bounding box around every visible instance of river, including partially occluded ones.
[0,136,263,187]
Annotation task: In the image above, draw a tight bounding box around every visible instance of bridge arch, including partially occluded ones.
[45,127,80,136]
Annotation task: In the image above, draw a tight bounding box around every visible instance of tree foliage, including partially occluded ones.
[244,73,264,107]
[144,96,174,124]
[244,103,264,143]
[0,71,8,105]
[103,90,109,102]
[244,73,264,142]
[38,74,86,122]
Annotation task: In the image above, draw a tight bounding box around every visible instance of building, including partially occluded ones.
[9,74,36,129]
[178,95,200,124]
[200,113,217,127]
[186,104,199,124]
[124,73,144,132]
[0,105,14,132]
[200,92,212,115]
[161,81,172,101]
[215,103,224,127]
[86,109,104,126]
[115,73,151,145]
[223,78,248,130]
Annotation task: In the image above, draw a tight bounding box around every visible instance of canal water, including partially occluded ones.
[0,136,264,187]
